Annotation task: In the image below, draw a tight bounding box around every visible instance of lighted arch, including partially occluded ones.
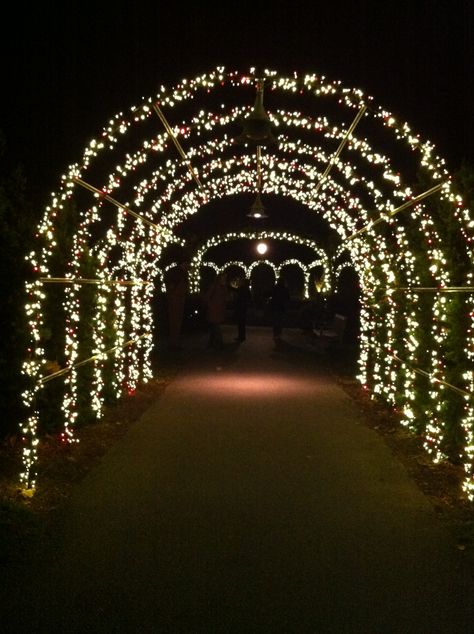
[22,66,474,499]
[189,230,329,295]
[199,257,327,300]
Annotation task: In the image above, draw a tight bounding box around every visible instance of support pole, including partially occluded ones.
[72,177,167,235]
[314,104,367,195]
[38,334,149,385]
[256,145,263,191]
[153,103,204,190]
[388,286,474,294]
[389,351,470,397]
[344,182,445,241]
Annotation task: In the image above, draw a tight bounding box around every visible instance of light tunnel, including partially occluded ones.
[22,66,474,499]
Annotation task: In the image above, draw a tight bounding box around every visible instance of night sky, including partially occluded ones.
[1,1,473,212]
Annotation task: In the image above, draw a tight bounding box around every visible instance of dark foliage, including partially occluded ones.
[0,135,37,437]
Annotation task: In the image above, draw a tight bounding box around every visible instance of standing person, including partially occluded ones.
[204,272,228,349]
[233,276,252,343]
[269,276,290,341]
[165,260,189,350]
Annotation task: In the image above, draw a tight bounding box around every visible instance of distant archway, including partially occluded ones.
[189,230,329,296]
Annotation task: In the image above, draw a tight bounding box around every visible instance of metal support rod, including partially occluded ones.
[388,286,474,293]
[72,177,164,234]
[345,182,445,241]
[314,104,367,195]
[39,277,152,286]
[38,333,149,385]
[256,145,263,191]
[389,350,470,397]
[153,103,204,190]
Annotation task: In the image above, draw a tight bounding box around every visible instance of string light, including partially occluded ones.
[19,66,474,500]
[197,256,326,299]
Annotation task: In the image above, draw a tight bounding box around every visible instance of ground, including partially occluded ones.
[0,362,180,568]
[337,375,474,562]
[1,342,473,575]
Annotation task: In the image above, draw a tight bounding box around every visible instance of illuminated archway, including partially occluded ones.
[189,230,329,296]
[22,67,474,499]
[200,256,326,299]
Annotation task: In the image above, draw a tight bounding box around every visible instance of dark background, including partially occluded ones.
[1,0,473,211]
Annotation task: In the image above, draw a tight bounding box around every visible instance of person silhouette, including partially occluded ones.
[165,260,189,350]
[233,276,252,343]
[269,276,290,341]
[204,272,229,349]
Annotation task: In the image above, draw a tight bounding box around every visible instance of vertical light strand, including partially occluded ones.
[113,284,127,398]
[91,281,109,419]
[462,271,474,498]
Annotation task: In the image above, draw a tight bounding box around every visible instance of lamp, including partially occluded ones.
[235,80,278,147]
[247,191,268,219]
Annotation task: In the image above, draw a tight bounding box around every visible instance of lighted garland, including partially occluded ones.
[350,202,454,461]
[190,231,329,294]
[130,128,413,238]
[24,106,462,478]
[20,66,474,500]
[199,257,327,298]
[464,270,474,498]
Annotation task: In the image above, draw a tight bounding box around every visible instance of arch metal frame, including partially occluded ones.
[21,67,474,499]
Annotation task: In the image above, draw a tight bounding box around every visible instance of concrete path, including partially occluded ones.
[4,326,474,633]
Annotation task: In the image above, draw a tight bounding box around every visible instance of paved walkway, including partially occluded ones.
[4,326,474,633]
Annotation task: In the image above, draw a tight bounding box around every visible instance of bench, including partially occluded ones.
[318,313,347,346]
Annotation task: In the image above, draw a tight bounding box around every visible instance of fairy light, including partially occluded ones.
[190,231,329,295]
[18,66,474,500]
[91,282,109,419]
[463,270,474,500]
[202,257,327,299]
